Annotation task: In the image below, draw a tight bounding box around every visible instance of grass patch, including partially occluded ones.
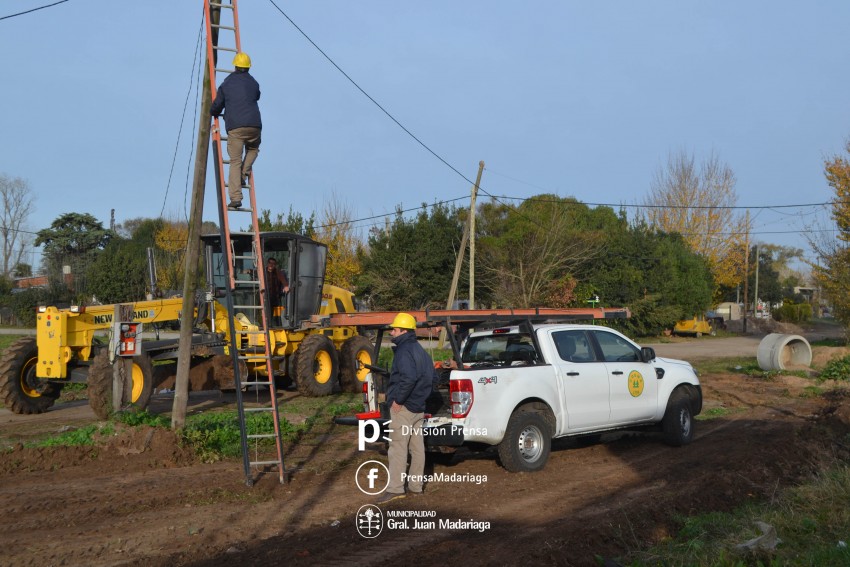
[17,394,362,460]
[817,355,850,383]
[629,466,850,566]
[696,407,732,420]
[27,422,115,448]
[810,337,847,348]
[801,386,824,398]
[181,396,361,462]
[115,409,171,428]
[694,358,812,381]
[0,334,27,352]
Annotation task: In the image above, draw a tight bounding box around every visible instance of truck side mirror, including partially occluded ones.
[641,347,656,363]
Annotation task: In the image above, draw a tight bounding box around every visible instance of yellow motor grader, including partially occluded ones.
[0,232,374,418]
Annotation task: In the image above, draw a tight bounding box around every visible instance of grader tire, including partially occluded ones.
[339,335,374,393]
[294,334,338,397]
[0,337,62,414]
[87,349,154,420]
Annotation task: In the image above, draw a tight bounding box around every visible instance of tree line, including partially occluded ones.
[0,146,834,334]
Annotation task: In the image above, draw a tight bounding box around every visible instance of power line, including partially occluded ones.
[161,13,205,220]
[265,0,478,191]
[489,194,836,211]
[0,0,68,21]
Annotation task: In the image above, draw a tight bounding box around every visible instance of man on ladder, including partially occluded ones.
[211,52,262,210]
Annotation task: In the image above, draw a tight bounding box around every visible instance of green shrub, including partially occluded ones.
[818,355,850,382]
[773,302,813,324]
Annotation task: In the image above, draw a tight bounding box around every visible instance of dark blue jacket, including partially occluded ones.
[210,70,261,132]
[386,331,437,413]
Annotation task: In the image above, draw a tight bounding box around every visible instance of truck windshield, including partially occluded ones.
[461,333,537,366]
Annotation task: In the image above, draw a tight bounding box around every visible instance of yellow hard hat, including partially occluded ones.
[233,52,252,68]
[390,312,416,330]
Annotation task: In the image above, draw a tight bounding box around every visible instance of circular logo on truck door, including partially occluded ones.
[628,370,645,397]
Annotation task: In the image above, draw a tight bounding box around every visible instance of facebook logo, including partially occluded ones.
[358,418,392,451]
[366,467,379,489]
[355,460,389,495]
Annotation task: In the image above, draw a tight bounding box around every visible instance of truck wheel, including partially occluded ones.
[294,334,338,397]
[87,350,154,419]
[339,336,374,393]
[497,410,551,472]
[0,337,62,414]
[662,389,694,446]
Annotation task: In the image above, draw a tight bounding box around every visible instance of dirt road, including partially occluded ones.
[2,331,849,566]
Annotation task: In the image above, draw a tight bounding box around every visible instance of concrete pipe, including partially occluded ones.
[757,333,812,371]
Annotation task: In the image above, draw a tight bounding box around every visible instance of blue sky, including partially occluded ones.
[3,1,849,273]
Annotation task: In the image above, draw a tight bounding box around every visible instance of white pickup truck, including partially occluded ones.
[411,323,702,472]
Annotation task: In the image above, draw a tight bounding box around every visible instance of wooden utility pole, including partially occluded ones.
[753,243,760,318]
[468,161,483,310]
[112,304,134,411]
[172,24,216,429]
[439,162,484,347]
[742,210,750,334]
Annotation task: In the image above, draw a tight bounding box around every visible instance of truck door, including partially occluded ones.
[550,329,611,430]
[589,329,658,424]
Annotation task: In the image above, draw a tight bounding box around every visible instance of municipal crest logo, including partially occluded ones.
[628,370,644,397]
[356,504,384,539]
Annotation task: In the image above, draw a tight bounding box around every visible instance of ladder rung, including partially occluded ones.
[250,460,282,467]
[233,254,256,260]
[233,304,262,309]
[209,2,234,9]
[214,45,238,53]
[247,434,277,440]
[216,67,236,74]
[211,24,236,31]
[242,381,271,387]
[244,407,275,412]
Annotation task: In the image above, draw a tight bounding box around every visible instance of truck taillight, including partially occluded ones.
[450,379,474,418]
[362,373,377,412]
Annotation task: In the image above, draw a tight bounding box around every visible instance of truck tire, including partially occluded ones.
[339,336,374,393]
[87,350,154,419]
[497,410,551,472]
[662,389,694,446]
[0,337,62,414]
[294,334,338,397]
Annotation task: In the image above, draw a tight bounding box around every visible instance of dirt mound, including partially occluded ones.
[0,425,195,475]
[154,356,243,392]
[725,317,804,336]
[811,345,850,369]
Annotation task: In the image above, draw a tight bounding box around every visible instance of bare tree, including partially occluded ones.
[0,174,35,277]
[642,150,749,289]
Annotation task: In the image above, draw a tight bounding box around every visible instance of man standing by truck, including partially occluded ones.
[378,313,437,504]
